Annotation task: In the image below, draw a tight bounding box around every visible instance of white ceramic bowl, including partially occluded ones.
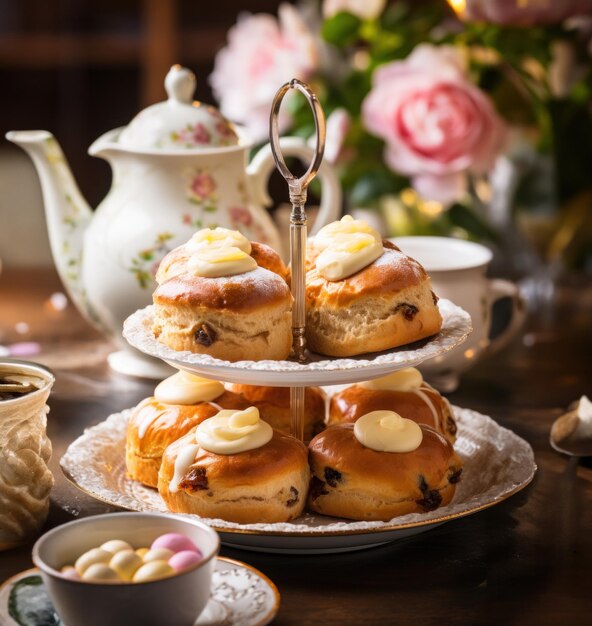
[32,512,219,626]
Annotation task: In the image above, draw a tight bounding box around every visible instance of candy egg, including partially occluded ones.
[143,548,174,563]
[133,560,174,583]
[75,548,112,575]
[168,550,203,572]
[60,566,81,581]
[151,533,199,554]
[135,547,149,559]
[82,563,119,582]
[110,549,144,581]
[100,539,133,554]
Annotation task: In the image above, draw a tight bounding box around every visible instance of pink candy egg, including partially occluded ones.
[168,550,203,572]
[151,533,199,554]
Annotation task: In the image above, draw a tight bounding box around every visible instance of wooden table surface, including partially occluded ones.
[1,267,591,625]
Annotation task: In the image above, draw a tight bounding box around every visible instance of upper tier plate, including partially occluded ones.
[123,299,471,386]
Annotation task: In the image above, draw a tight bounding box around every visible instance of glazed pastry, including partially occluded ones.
[156,227,288,284]
[307,411,462,521]
[158,406,309,523]
[126,371,249,487]
[305,216,442,357]
[152,237,293,360]
[227,384,327,442]
[329,368,457,443]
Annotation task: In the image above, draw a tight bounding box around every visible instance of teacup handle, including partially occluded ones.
[487,279,526,355]
[247,136,342,237]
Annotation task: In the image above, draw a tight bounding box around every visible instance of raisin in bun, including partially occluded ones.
[329,368,457,443]
[305,239,442,357]
[307,417,462,522]
[126,373,249,487]
[227,384,327,442]
[158,407,309,523]
[156,227,288,284]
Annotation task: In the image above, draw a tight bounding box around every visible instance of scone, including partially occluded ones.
[156,227,288,284]
[305,216,442,357]
[329,368,457,443]
[307,412,462,521]
[126,371,249,487]
[158,407,309,523]
[227,384,326,441]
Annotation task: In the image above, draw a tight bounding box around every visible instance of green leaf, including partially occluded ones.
[322,12,361,46]
[448,203,500,243]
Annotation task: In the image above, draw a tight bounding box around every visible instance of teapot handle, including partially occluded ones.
[247,136,342,236]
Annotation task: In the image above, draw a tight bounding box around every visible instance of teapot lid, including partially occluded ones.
[117,65,240,150]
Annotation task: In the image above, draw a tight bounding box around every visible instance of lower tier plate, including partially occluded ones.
[60,405,535,554]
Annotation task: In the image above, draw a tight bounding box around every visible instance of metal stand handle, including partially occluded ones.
[269,79,326,440]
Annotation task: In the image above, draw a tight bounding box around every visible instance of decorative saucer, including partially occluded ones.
[122,299,472,386]
[60,404,536,554]
[0,557,279,626]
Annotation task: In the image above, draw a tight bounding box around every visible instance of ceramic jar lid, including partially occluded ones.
[117,65,239,150]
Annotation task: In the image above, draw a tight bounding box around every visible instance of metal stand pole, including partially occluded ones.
[269,79,326,440]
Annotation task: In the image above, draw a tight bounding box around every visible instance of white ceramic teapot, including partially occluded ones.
[6,66,341,377]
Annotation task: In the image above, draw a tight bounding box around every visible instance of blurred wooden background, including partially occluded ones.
[0,0,284,266]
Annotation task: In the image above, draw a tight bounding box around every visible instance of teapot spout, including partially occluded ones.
[5,130,94,324]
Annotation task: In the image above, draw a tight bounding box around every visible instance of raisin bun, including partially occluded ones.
[227,384,327,442]
[305,216,441,357]
[126,371,249,487]
[329,368,457,443]
[156,227,288,284]
[307,412,462,522]
[158,406,309,523]
[152,230,293,361]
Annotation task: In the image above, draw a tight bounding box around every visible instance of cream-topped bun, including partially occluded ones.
[152,265,293,361]
[154,370,225,405]
[125,389,249,488]
[195,407,273,455]
[156,228,287,285]
[315,233,384,281]
[227,384,327,442]
[158,426,309,523]
[305,239,442,357]
[354,410,423,453]
[187,246,257,278]
[186,227,251,254]
[307,423,462,521]
[329,371,457,443]
[312,215,381,252]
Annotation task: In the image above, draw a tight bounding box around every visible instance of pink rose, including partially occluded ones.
[463,0,592,26]
[190,172,216,200]
[210,4,319,143]
[362,44,507,204]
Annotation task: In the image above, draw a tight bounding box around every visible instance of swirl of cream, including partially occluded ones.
[186,227,251,254]
[315,232,383,281]
[354,410,423,453]
[313,215,381,252]
[187,246,257,278]
[195,406,272,454]
[154,370,224,405]
[360,368,423,392]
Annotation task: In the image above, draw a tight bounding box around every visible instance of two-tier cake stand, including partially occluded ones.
[60,81,536,554]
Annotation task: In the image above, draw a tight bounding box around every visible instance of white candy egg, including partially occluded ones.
[100,539,133,554]
[82,563,119,582]
[75,548,112,575]
[142,548,174,563]
[133,560,174,583]
[110,549,144,580]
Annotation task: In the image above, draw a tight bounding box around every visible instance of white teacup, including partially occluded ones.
[393,237,525,392]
